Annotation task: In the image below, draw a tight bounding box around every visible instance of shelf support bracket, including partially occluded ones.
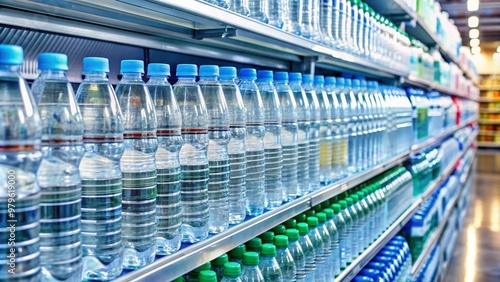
[292,56,318,75]
[193,25,237,40]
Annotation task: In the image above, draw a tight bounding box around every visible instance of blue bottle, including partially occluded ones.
[115,60,158,269]
[173,64,209,243]
[76,57,124,280]
[147,63,183,256]
[0,44,42,281]
[238,68,265,216]
[31,53,84,281]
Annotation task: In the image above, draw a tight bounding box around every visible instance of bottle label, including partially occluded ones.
[157,129,181,136]
[124,132,157,139]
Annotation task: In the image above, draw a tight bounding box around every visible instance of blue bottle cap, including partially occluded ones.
[289,72,302,82]
[0,44,23,65]
[257,70,273,82]
[314,75,324,86]
[177,64,198,77]
[121,60,144,74]
[274,72,288,81]
[148,63,170,77]
[199,65,219,77]
[353,276,375,282]
[352,79,361,87]
[336,77,345,86]
[344,78,352,86]
[220,66,237,79]
[367,81,375,89]
[302,74,313,84]
[38,53,68,71]
[360,79,367,88]
[325,76,336,86]
[83,57,109,73]
[373,81,379,88]
[240,68,257,80]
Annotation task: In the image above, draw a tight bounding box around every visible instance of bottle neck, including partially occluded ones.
[83,72,108,81]
[148,76,168,84]
[177,76,196,83]
[198,76,218,82]
[121,72,143,82]
[219,77,236,84]
[39,70,67,80]
[0,64,20,74]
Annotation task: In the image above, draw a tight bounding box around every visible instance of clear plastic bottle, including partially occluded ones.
[339,199,358,261]
[300,0,314,39]
[331,0,342,48]
[246,237,263,254]
[173,64,209,243]
[205,0,230,9]
[212,254,230,281]
[285,229,306,282]
[274,72,299,202]
[221,262,244,282]
[260,231,275,244]
[248,0,269,23]
[268,0,286,29]
[324,77,343,181]
[185,262,211,282]
[285,0,303,35]
[76,57,124,280]
[345,197,363,257]
[331,203,350,270]
[311,0,323,42]
[334,78,349,177]
[220,67,247,224]
[317,213,335,281]
[199,65,231,234]
[115,60,158,269]
[147,63,183,256]
[230,0,250,16]
[338,0,350,50]
[361,79,374,169]
[289,73,310,197]
[352,79,367,172]
[241,252,265,282]
[239,68,265,216]
[296,222,316,280]
[361,2,371,58]
[355,0,365,55]
[306,217,325,282]
[274,235,297,281]
[273,224,287,236]
[257,70,283,210]
[259,244,284,282]
[0,44,42,282]
[351,194,368,253]
[313,76,333,185]
[344,79,360,174]
[323,209,341,278]
[356,191,373,248]
[229,244,247,264]
[31,53,84,282]
[320,0,334,46]
[302,75,320,192]
[347,0,358,53]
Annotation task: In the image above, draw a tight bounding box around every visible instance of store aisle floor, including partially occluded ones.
[444,172,500,282]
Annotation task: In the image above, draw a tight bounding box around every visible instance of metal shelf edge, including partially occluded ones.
[404,76,477,100]
[477,142,500,148]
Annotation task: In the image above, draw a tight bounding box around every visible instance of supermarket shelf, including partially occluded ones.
[402,75,476,100]
[478,120,500,125]
[479,130,500,136]
[364,0,416,21]
[480,86,500,91]
[478,142,500,148]
[478,109,500,113]
[478,98,500,102]
[335,132,476,282]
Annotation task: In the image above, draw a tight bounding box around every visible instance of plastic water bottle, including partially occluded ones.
[260,231,275,244]
[361,2,371,58]
[356,191,374,247]
[31,53,84,281]
[229,244,247,264]
[313,76,333,185]
[351,79,367,171]
[346,197,363,256]
[297,223,316,280]
[323,208,341,277]
[268,0,285,29]
[230,0,250,16]
[334,78,349,177]
[76,57,124,280]
[199,270,218,282]
[173,64,209,243]
[343,79,359,174]
[317,213,335,281]
[351,194,368,252]
[302,75,320,192]
[257,70,283,210]
[355,0,365,55]
[274,72,299,202]
[241,252,265,282]
[331,0,342,48]
[320,0,334,46]
[285,229,306,282]
[361,80,374,169]
[239,68,265,216]
[273,224,287,236]
[220,67,247,224]
[337,0,350,50]
[248,0,269,23]
[205,0,230,9]
[301,0,314,39]
[324,77,343,181]
[0,45,42,281]
[146,63,183,256]
[212,254,229,281]
[289,73,310,197]
[285,0,303,35]
[311,0,323,42]
[339,199,358,261]
[185,262,211,282]
[221,262,243,282]
[199,65,230,234]
[346,0,357,53]
[115,60,158,269]
[274,235,297,280]
[331,204,350,269]
[306,217,325,282]
[259,244,284,282]
[246,237,263,253]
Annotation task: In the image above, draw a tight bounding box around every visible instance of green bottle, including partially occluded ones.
[211,254,229,281]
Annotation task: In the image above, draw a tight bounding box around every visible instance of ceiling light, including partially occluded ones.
[467,0,479,11]
[469,29,480,39]
[471,46,481,55]
[494,53,500,60]
[468,16,479,28]
[470,38,480,47]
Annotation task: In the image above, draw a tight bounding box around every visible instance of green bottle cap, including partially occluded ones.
[172,277,183,282]
[312,205,323,212]
[351,194,359,202]
[297,222,309,235]
[261,243,276,256]
[198,270,217,282]
[260,231,275,244]
[223,262,241,277]
[357,191,365,198]
[246,237,262,252]
[295,213,307,223]
[285,229,300,241]
[242,252,260,266]
[272,225,286,235]
[345,197,353,205]
[306,216,319,227]
[212,254,229,266]
[323,208,334,219]
[316,212,327,223]
[305,210,316,217]
[339,200,347,209]
[229,244,246,259]
[193,262,211,273]
[274,235,289,247]
[332,204,341,213]
[321,200,331,209]
[284,219,297,229]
